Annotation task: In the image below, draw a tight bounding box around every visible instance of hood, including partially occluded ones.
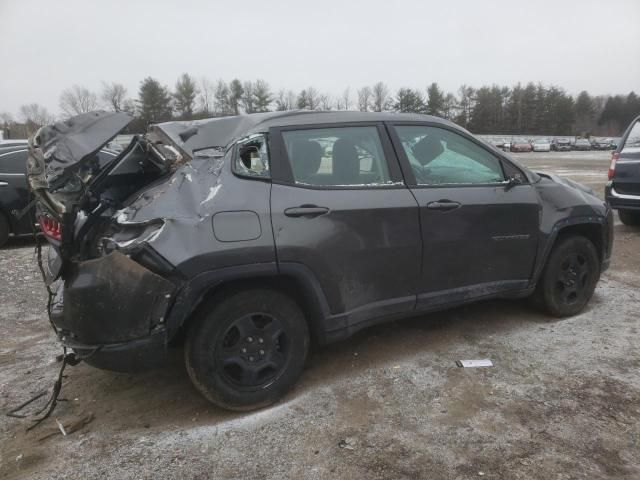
[537,171,597,197]
[27,111,132,192]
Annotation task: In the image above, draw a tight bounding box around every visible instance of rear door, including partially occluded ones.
[388,123,539,308]
[269,123,421,331]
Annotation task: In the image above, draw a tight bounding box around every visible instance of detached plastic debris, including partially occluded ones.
[456,359,493,368]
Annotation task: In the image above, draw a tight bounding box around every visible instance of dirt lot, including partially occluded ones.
[1,151,639,479]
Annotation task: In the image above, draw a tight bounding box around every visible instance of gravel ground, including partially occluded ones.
[1,151,639,480]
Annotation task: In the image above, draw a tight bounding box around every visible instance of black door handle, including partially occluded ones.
[426,200,461,211]
[284,205,330,217]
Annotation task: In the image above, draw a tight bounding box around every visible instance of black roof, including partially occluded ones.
[152,110,458,157]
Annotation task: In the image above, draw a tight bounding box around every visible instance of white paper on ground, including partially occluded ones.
[456,359,493,368]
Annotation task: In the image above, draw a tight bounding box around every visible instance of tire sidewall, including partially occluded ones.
[539,236,600,317]
[185,289,309,411]
[618,209,640,226]
[0,213,9,247]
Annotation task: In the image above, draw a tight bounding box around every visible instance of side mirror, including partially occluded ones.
[504,174,523,191]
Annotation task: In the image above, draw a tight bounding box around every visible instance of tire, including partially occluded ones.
[618,209,640,226]
[0,213,9,248]
[185,288,309,411]
[532,235,600,317]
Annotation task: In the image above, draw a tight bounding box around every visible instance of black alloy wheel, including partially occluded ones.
[185,288,309,411]
[216,313,289,389]
[533,235,600,317]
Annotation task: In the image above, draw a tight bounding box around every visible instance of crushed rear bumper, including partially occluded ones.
[50,251,175,372]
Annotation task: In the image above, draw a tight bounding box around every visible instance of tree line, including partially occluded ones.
[2,74,638,138]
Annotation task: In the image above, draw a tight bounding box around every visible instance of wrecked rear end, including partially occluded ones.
[27,111,218,371]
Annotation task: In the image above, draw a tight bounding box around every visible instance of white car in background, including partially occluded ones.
[532,138,551,152]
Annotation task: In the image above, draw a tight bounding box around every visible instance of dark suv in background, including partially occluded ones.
[28,111,613,410]
[0,143,117,246]
[605,115,640,225]
[1,143,35,246]
[551,138,572,151]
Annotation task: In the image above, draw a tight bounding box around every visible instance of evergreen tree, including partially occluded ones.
[173,73,198,120]
[229,79,243,115]
[574,91,595,135]
[394,88,426,113]
[426,82,445,117]
[455,85,475,128]
[252,79,273,112]
[296,89,309,109]
[137,77,172,125]
[214,80,231,116]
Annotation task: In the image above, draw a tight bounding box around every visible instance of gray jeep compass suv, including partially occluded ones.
[28,110,613,410]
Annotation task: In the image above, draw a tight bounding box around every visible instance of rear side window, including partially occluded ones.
[622,120,640,152]
[234,134,270,178]
[0,149,28,174]
[282,126,391,187]
[395,126,504,185]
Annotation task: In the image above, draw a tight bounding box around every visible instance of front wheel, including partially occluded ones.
[185,288,309,411]
[618,209,640,226]
[532,235,600,317]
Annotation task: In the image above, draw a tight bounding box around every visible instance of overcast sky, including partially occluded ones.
[1,0,638,117]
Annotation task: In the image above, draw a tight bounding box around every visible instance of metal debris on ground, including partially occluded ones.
[338,437,356,450]
[456,359,494,368]
[38,413,95,442]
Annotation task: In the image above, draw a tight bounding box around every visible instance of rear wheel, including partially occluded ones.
[532,235,600,317]
[0,213,9,248]
[185,288,309,411]
[618,209,640,226]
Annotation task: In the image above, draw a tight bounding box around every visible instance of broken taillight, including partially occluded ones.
[608,152,619,180]
[39,215,62,241]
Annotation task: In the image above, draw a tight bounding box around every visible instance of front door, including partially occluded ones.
[269,124,421,331]
[389,124,539,308]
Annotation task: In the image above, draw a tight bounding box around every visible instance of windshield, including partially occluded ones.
[513,138,528,144]
[534,139,549,144]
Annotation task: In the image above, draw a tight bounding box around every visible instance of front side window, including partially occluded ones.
[282,126,391,187]
[395,126,505,185]
[234,134,270,178]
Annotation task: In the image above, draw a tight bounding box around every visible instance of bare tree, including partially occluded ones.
[60,85,98,117]
[371,82,391,112]
[357,86,372,112]
[198,77,216,115]
[306,87,320,110]
[100,82,128,112]
[0,112,14,124]
[336,87,351,110]
[319,94,333,110]
[19,103,55,134]
[275,89,296,111]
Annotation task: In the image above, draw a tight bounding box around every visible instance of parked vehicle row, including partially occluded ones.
[27,110,612,410]
[486,136,617,152]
